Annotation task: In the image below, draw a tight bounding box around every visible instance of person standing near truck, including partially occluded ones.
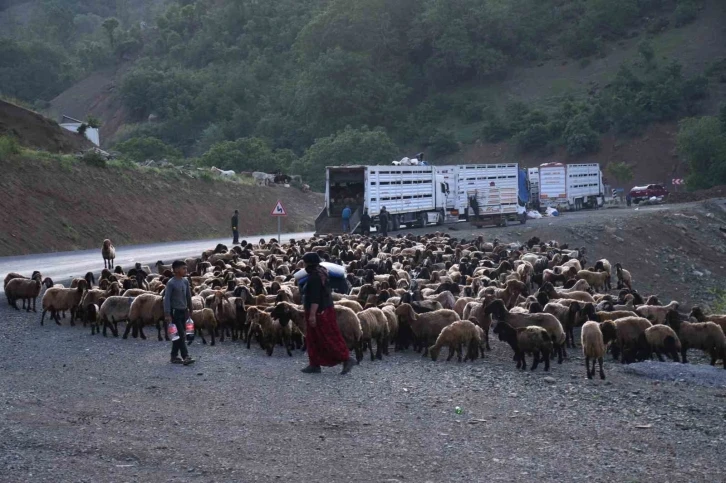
[231,210,239,244]
[469,191,480,221]
[341,205,352,233]
[360,209,371,236]
[379,206,389,237]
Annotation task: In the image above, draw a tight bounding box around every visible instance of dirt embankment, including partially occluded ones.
[0,99,92,153]
[0,155,323,256]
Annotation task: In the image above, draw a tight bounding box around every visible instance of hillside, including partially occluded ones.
[0,99,92,153]
[0,154,323,256]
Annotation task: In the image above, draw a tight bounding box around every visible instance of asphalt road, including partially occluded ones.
[0,231,314,292]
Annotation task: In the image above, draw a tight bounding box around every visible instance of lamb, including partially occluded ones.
[191,308,218,346]
[493,322,553,371]
[599,316,652,363]
[639,324,681,362]
[246,306,293,356]
[429,320,481,362]
[575,270,610,292]
[581,321,606,379]
[97,296,134,336]
[5,272,43,312]
[102,239,116,269]
[666,310,726,368]
[485,299,565,364]
[394,304,460,357]
[123,293,166,340]
[635,301,679,325]
[615,263,632,290]
[40,280,89,325]
[357,308,390,361]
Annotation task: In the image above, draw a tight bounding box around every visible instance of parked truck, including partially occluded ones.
[538,162,604,211]
[314,163,526,234]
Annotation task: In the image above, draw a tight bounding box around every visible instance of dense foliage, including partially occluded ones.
[677,107,726,190]
[0,0,713,183]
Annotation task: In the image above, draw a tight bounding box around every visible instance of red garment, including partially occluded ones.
[305,307,350,367]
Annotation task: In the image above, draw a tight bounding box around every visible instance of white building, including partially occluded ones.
[60,115,100,147]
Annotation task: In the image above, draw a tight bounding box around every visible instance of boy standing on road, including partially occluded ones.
[232,210,240,245]
[164,260,195,365]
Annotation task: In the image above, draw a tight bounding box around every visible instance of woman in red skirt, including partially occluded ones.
[300,252,355,375]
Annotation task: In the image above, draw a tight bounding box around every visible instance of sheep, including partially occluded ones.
[666,311,726,368]
[210,291,237,342]
[246,306,293,356]
[639,325,681,362]
[615,263,632,290]
[544,301,581,350]
[380,305,399,350]
[334,305,365,362]
[97,296,134,337]
[581,321,606,379]
[429,319,481,362]
[85,304,101,336]
[335,299,364,313]
[102,239,116,269]
[156,260,173,274]
[462,301,492,351]
[485,299,565,364]
[40,280,89,325]
[5,272,43,312]
[599,317,652,363]
[635,301,679,325]
[191,308,218,346]
[357,308,390,361]
[123,293,165,341]
[394,304,460,357]
[596,310,638,321]
[540,282,594,304]
[688,306,726,335]
[575,270,610,292]
[493,322,553,371]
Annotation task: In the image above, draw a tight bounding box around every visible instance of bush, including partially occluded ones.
[606,162,634,185]
[674,0,699,27]
[81,150,108,168]
[428,129,459,157]
[114,136,182,163]
[0,135,21,159]
[513,123,553,152]
[677,116,726,189]
[563,115,601,156]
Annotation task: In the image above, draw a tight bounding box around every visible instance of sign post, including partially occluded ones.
[271,200,287,242]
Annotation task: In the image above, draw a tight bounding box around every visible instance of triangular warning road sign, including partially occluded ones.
[271,200,287,216]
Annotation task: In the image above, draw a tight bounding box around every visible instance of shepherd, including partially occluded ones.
[299,252,356,375]
[231,210,239,245]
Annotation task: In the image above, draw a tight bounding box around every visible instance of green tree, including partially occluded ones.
[428,129,459,157]
[606,162,634,186]
[677,116,726,189]
[198,137,294,172]
[294,127,398,189]
[563,115,601,156]
[102,17,120,48]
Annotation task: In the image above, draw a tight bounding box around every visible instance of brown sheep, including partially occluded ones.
[357,308,390,361]
[246,306,292,357]
[191,308,218,345]
[429,320,481,362]
[599,316,652,364]
[493,322,552,371]
[640,324,681,362]
[5,272,43,312]
[124,293,165,340]
[40,279,89,326]
[394,304,460,357]
[102,239,116,269]
[581,321,606,379]
[666,311,726,368]
[689,306,726,335]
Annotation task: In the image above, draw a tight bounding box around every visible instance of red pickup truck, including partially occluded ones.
[629,184,669,203]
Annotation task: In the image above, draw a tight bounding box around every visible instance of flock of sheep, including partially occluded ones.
[4,233,726,380]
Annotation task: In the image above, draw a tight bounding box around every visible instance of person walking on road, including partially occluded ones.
[360,209,371,236]
[379,206,389,237]
[164,260,195,366]
[299,252,356,375]
[231,210,239,245]
[341,205,352,233]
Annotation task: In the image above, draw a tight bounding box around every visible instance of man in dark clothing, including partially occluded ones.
[163,260,195,365]
[360,209,371,236]
[469,192,480,221]
[299,252,355,375]
[231,210,239,245]
[379,206,389,237]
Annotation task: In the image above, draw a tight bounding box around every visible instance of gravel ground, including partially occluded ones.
[1,303,725,482]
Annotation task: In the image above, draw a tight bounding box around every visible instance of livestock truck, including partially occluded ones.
[314,163,527,234]
[538,162,604,211]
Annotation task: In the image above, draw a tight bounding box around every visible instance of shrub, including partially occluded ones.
[513,123,553,152]
[606,162,634,185]
[0,135,21,159]
[563,115,601,156]
[81,150,107,168]
[674,0,699,27]
[428,129,459,157]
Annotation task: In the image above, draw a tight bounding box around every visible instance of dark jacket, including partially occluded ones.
[232,214,239,229]
[379,210,389,225]
[360,213,371,228]
[303,270,333,312]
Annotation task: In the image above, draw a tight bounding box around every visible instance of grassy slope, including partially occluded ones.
[0,155,323,256]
